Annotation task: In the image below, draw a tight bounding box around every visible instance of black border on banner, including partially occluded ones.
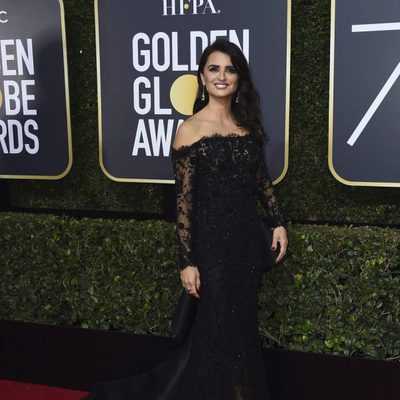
[0,0,73,181]
[328,0,400,187]
[95,0,291,184]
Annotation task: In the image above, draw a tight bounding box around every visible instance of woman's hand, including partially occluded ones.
[180,266,201,298]
[272,226,288,263]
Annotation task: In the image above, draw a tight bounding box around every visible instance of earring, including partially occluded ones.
[201,84,205,101]
[235,91,240,103]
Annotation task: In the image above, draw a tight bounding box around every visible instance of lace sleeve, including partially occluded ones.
[171,144,197,270]
[255,152,286,229]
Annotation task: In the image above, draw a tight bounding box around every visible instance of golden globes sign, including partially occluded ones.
[0,0,72,180]
[330,0,400,186]
[96,0,291,183]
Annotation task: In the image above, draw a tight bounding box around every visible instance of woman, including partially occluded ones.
[170,38,287,399]
[84,38,287,400]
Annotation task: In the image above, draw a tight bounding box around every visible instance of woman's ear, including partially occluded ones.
[200,72,204,86]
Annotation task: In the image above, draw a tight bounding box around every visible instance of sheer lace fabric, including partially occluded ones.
[171,132,286,399]
[171,142,197,270]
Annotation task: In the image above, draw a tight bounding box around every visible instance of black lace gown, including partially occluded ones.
[83,132,286,400]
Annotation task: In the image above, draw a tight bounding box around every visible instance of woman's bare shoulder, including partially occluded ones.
[172,117,203,150]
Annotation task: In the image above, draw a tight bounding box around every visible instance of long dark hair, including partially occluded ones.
[193,39,265,143]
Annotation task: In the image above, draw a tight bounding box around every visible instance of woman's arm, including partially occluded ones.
[171,143,197,271]
[255,151,288,263]
[255,153,286,229]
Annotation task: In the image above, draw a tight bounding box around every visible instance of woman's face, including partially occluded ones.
[200,51,239,100]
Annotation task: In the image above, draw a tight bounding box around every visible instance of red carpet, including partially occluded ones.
[0,379,89,400]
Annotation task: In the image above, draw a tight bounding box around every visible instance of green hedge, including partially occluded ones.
[1,212,399,361]
[6,0,400,224]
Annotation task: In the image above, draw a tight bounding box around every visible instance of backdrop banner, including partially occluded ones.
[96,0,290,183]
[329,0,400,187]
[0,0,72,180]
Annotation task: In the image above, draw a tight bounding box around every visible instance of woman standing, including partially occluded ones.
[83,38,287,400]
[170,38,287,399]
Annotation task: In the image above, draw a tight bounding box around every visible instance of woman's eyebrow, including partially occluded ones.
[207,64,234,68]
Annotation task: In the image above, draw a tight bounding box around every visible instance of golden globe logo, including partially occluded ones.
[162,0,221,16]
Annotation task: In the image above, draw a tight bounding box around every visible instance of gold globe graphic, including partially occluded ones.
[170,74,198,116]
[0,90,3,109]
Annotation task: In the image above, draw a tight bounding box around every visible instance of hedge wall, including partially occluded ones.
[1,213,399,361]
[5,0,400,224]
